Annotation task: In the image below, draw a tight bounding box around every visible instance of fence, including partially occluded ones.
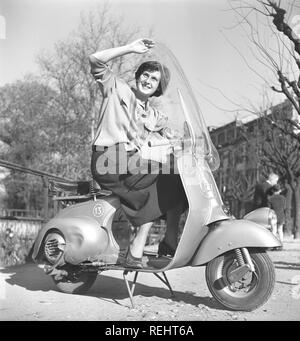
[0,209,43,220]
[0,159,74,266]
[0,159,73,220]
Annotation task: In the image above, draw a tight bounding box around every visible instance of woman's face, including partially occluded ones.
[136,70,161,99]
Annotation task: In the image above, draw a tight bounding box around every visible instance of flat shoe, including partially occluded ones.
[124,249,143,269]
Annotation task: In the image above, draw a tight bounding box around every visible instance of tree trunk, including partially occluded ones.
[284,183,293,237]
[239,199,246,218]
[236,199,243,219]
[42,177,49,221]
[294,186,300,239]
[90,99,97,143]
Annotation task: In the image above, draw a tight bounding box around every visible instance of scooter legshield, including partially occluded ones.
[191,219,281,266]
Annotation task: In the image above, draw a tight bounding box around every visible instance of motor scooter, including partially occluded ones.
[32,43,281,311]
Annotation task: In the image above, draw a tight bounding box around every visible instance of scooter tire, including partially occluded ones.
[51,265,98,295]
[205,248,275,311]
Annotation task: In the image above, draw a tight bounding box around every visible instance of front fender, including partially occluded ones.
[191,218,281,266]
[32,216,109,264]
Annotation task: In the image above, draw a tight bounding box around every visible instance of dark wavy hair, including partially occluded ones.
[135,61,170,97]
[269,184,282,196]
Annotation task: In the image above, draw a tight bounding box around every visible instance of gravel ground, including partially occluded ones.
[0,238,299,322]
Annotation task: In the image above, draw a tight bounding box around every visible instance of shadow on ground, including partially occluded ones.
[0,263,223,310]
[274,261,300,271]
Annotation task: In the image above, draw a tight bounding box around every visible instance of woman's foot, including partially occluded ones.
[158,240,176,258]
[124,248,143,269]
[123,221,152,268]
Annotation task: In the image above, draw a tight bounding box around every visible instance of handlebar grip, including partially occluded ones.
[147,140,172,147]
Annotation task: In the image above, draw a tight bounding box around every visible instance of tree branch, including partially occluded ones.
[267,0,300,56]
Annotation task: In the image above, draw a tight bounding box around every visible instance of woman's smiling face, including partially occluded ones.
[136,70,161,99]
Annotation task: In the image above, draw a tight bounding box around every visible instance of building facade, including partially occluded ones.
[209,100,293,217]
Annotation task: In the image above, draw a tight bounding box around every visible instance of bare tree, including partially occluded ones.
[0,3,154,211]
[228,0,300,140]
[222,0,300,237]
[239,100,300,237]
[224,169,257,217]
[37,2,151,143]
[261,107,300,237]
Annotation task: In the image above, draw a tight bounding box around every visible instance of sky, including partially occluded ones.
[0,0,299,128]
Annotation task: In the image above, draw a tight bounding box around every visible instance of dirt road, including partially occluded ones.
[0,238,299,322]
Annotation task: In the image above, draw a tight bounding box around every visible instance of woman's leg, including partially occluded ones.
[130,222,153,258]
[164,201,184,250]
[156,173,187,255]
[277,224,284,243]
[271,222,277,237]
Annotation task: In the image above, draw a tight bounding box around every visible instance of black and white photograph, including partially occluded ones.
[0,0,300,326]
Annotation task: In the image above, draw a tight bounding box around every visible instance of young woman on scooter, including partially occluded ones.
[89,38,187,269]
[32,41,280,311]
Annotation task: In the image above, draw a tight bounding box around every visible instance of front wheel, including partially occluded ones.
[51,264,97,294]
[205,249,275,311]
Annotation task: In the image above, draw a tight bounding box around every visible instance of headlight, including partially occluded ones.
[244,207,275,229]
[268,209,277,231]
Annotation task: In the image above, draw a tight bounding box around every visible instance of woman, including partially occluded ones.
[89,38,187,268]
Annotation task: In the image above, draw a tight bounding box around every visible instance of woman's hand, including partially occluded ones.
[129,38,155,54]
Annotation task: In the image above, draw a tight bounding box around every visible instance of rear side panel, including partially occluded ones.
[32,197,119,263]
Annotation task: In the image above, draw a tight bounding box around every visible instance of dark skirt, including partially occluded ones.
[91,144,187,226]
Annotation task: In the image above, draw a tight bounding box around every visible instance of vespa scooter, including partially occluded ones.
[32,43,281,311]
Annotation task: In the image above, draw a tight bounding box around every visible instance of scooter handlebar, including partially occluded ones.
[147,139,180,147]
[147,137,214,162]
[147,137,202,148]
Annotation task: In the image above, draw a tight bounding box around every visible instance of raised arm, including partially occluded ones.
[89,38,155,63]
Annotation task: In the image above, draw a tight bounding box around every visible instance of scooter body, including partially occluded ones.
[32,42,281,311]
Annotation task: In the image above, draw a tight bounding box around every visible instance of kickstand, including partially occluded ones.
[153,272,175,297]
[123,270,139,308]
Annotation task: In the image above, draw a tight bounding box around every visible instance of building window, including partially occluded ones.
[247,123,254,134]
[227,128,235,142]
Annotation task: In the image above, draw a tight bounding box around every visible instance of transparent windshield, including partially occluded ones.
[141,42,220,171]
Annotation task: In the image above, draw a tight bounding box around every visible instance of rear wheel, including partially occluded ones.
[51,264,97,294]
[205,249,275,311]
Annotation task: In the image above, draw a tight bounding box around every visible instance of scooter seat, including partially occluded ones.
[49,179,79,195]
[49,179,112,197]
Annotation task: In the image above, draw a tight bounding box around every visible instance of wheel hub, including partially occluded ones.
[225,259,257,294]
